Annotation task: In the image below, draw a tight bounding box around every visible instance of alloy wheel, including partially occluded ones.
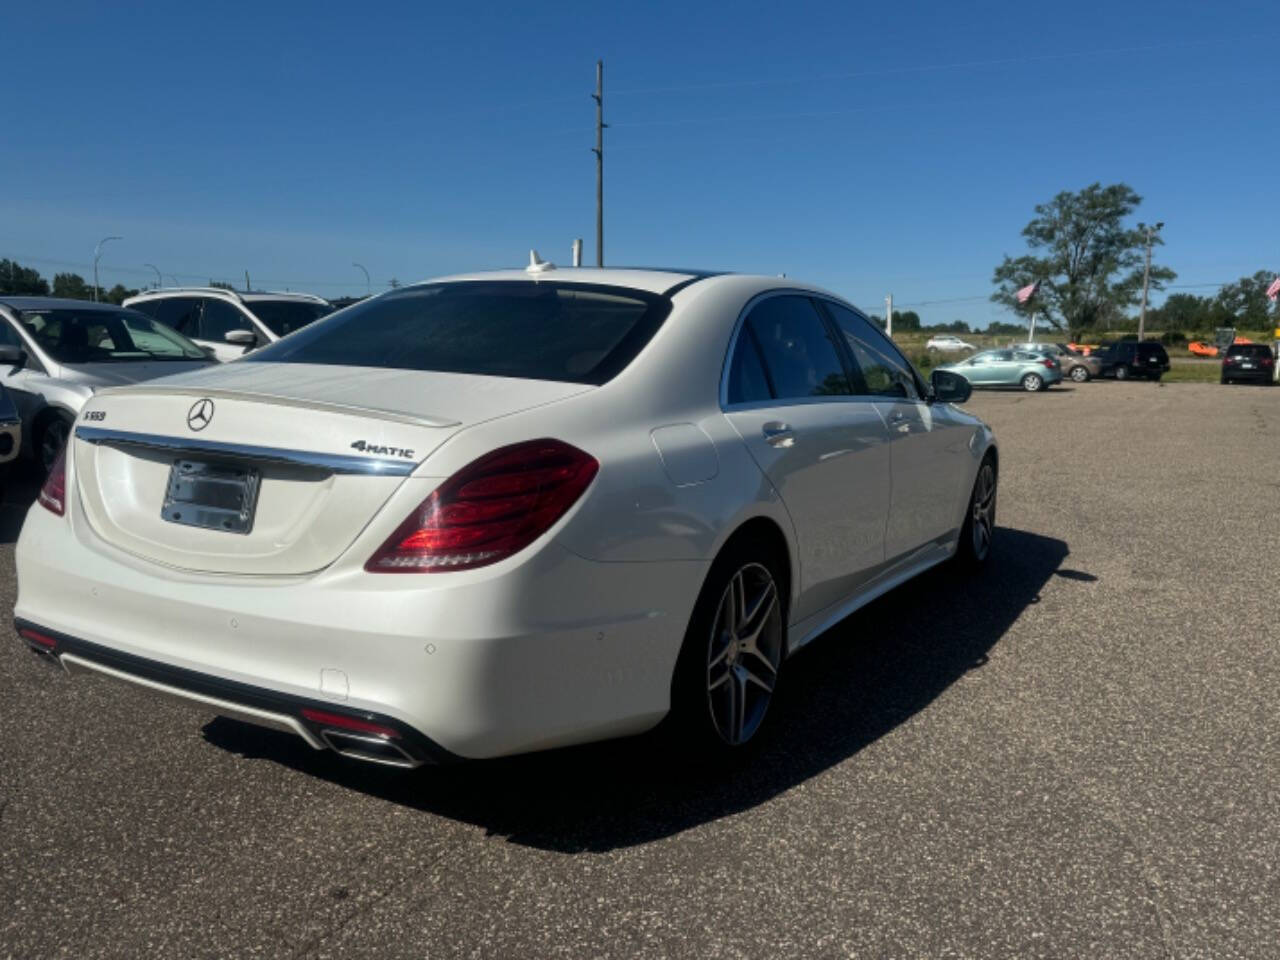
[1022,373,1042,392]
[971,462,996,561]
[1070,366,1089,382]
[705,562,783,746]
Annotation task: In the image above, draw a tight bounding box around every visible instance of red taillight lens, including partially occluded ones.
[1262,357,1274,367]
[366,439,599,573]
[37,444,67,516]
[1042,359,1054,369]
[300,707,400,738]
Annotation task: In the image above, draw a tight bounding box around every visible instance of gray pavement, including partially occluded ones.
[1,380,1278,959]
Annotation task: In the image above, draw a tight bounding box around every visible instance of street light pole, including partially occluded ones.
[1137,221,1163,342]
[143,263,162,288]
[93,236,122,302]
[353,262,370,297]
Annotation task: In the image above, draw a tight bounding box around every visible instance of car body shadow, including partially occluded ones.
[204,527,1070,852]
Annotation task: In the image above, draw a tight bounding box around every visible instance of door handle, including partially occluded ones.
[762,421,795,447]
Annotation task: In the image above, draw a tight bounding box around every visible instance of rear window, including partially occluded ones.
[1227,344,1269,358]
[1136,343,1168,360]
[244,282,669,385]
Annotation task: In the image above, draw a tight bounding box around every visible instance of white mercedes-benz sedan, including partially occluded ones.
[15,266,997,767]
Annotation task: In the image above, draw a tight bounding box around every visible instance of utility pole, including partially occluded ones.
[592,59,606,267]
[885,294,893,336]
[1137,221,1163,342]
[572,238,583,267]
[244,270,251,292]
[93,235,122,302]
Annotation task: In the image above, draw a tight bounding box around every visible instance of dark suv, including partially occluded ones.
[1095,341,1171,381]
[1220,343,1275,385]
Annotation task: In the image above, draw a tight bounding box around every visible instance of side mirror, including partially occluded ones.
[224,329,256,346]
[930,368,972,404]
[0,344,27,371]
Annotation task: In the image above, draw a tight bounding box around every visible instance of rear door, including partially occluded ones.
[820,302,970,559]
[721,294,892,621]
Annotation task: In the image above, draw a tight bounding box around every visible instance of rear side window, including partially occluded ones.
[726,327,773,404]
[740,296,852,400]
[244,281,669,386]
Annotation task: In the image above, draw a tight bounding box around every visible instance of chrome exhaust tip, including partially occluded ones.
[317,729,423,769]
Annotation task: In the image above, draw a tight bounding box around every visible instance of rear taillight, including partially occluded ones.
[1042,359,1054,369]
[37,444,67,516]
[366,439,599,573]
[1262,357,1274,367]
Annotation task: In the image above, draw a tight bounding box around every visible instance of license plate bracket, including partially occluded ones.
[162,459,261,534]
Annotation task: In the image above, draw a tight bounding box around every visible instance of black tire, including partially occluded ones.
[1114,366,1129,381]
[37,411,73,474]
[1151,373,1163,382]
[1020,373,1044,392]
[670,535,786,756]
[956,455,997,568]
[1070,366,1090,383]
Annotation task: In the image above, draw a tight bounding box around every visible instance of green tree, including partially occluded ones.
[103,284,139,305]
[0,259,50,295]
[891,309,921,331]
[991,183,1175,338]
[1215,270,1278,328]
[52,272,94,299]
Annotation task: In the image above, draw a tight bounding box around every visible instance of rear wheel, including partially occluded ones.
[1114,366,1129,381]
[1070,365,1090,382]
[957,456,997,567]
[37,411,73,474]
[671,539,785,753]
[1021,373,1044,392]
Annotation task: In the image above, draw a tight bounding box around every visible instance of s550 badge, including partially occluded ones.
[83,410,107,421]
[351,440,415,459]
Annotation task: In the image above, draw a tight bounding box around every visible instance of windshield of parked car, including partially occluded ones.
[246,300,333,337]
[15,307,208,363]
[243,281,668,385]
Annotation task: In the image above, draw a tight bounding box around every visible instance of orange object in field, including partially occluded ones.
[1188,341,1218,357]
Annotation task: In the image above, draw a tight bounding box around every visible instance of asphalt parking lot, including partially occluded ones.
[1,381,1278,959]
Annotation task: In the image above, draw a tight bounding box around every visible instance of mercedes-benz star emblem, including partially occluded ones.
[187,398,215,431]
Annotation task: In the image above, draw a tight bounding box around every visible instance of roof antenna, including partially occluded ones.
[526,249,555,274]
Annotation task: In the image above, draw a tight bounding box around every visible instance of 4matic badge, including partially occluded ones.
[350,440,415,459]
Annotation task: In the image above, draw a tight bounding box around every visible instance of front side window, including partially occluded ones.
[822,302,918,399]
[14,308,206,362]
[741,296,852,400]
[138,297,202,338]
[201,299,254,342]
[245,281,669,386]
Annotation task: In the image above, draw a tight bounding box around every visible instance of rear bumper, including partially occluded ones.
[17,620,452,767]
[1222,367,1273,381]
[14,498,707,760]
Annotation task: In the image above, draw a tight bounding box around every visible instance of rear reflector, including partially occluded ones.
[300,708,400,739]
[366,439,599,573]
[18,627,57,651]
[38,444,68,516]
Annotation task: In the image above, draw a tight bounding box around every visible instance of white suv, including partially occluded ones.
[124,288,333,361]
[926,334,976,352]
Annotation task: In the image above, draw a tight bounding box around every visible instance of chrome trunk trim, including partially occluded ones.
[75,426,417,476]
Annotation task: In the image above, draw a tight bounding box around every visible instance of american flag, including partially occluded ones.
[1015,281,1039,304]
[1266,276,1280,302]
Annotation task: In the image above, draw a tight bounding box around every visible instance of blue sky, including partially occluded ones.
[4,0,1277,327]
